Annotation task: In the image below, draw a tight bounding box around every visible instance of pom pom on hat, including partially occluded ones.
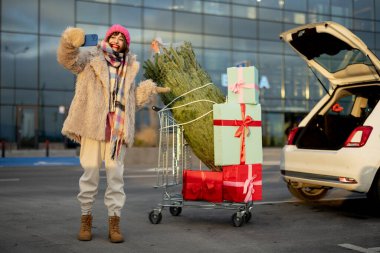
[105,24,130,47]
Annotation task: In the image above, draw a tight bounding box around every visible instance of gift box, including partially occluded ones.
[223,164,262,203]
[213,103,263,166]
[182,170,223,202]
[227,66,259,104]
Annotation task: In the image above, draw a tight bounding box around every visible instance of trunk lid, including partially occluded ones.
[280,21,380,89]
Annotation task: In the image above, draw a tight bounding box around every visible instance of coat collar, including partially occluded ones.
[89,47,140,91]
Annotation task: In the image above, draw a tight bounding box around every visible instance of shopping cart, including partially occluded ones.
[148,101,254,227]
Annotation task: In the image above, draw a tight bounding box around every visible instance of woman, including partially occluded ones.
[57,24,169,243]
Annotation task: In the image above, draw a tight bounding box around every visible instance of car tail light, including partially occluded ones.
[287,127,301,145]
[344,126,373,147]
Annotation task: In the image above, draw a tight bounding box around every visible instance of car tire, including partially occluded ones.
[366,170,380,207]
[287,183,328,202]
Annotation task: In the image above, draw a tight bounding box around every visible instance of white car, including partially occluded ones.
[279,21,380,205]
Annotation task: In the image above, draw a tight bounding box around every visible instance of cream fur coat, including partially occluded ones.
[57,27,157,146]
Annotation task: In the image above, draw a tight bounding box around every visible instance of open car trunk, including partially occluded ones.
[294,85,380,150]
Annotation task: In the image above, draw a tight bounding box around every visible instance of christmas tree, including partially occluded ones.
[143,41,225,171]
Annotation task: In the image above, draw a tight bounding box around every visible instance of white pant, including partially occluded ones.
[77,137,126,217]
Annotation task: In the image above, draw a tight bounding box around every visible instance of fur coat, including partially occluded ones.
[57,27,157,146]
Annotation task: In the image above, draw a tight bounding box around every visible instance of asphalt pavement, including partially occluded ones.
[0,148,379,253]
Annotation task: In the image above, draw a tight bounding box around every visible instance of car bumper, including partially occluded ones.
[280,145,379,193]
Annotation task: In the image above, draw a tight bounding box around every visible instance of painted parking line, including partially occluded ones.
[0,157,80,167]
[338,243,380,252]
[0,178,20,182]
[263,161,280,166]
[100,175,156,179]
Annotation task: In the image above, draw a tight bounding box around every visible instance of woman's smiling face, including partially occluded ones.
[108,33,126,53]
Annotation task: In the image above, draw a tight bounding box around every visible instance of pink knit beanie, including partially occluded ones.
[105,24,130,47]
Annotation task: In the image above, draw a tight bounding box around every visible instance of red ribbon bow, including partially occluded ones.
[213,104,261,165]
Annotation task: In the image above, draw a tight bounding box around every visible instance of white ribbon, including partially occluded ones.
[223,164,262,203]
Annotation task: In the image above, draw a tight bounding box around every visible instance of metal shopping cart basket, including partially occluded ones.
[148,94,254,227]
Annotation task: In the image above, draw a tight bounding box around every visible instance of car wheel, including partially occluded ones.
[287,183,328,202]
[366,171,380,207]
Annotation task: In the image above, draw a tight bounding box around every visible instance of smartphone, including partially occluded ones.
[82,34,98,47]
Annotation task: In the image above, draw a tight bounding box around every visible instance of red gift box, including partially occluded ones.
[182,170,223,203]
[222,164,262,203]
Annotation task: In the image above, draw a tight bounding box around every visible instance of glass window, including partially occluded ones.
[128,28,143,43]
[111,6,142,28]
[110,0,142,6]
[203,49,231,71]
[42,106,66,141]
[376,33,380,49]
[331,0,353,17]
[376,22,380,32]
[232,5,257,19]
[233,0,257,5]
[204,15,230,36]
[259,40,282,53]
[174,32,203,47]
[143,30,173,44]
[82,0,109,2]
[376,1,380,21]
[375,50,380,59]
[129,43,142,62]
[353,0,374,19]
[173,0,202,13]
[76,1,109,25]
[232,52,258,68]
[232,18,257,39]
[283,0,307,11]
[259,8,283,22]
[355,31,375,49]
[1,89,14,104]
[40,36,75,90]
[204,35,231,49]
[1,0,38,33]
[232,38,258,52]
[331,17,353,29]
[42,91,73,106]
[174,12,202,33]
[258,21,282,40]
[262,112,285,146]
[258,53,282,99]
[206,71,226,93]
[308,14,331,23]
[284,55,308,99]
[309,66,331,97]
[144,0,173,10]
[284,11,306,25]
[257,0,283,9]
[308,0,331,14]
[204,2,230,16]
[0,106,15,141]
[144,9,173,31]
[353,19,374,32]
[16,89,38,105]
[76,24,109,40]
[40,0,74,35]
[193,48,204,67]
[1,33,38,89]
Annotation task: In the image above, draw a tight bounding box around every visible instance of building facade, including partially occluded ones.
[1,0,380,148]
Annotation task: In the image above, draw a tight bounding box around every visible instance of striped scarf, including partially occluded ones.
[101,40,128,159]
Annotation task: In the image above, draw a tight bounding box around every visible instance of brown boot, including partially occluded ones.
[78,214,92,241]
[108,214,124,243]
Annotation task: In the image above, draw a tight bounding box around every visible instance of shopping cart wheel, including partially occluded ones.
[232,213,244,227]
[169,206,182,216]
[149,210,162,224]
[244,211,252,223]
